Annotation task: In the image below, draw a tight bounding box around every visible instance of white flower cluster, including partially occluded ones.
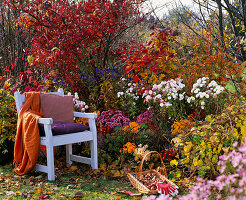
[187,77,224,109]
[117,82,140,105]
[142,78,186,108]
[68,92,89,112]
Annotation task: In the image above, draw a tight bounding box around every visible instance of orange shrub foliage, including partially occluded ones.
[175,25,244,93]
[171,118,196,136]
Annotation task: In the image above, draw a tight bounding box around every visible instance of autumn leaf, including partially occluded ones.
[170,159,178,166]
[112,170,121,177]
[70,166,78,171]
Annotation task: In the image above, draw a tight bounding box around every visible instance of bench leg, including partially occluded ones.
[66,144,73,165]
[46,145,55,181]
[90,140,98,169]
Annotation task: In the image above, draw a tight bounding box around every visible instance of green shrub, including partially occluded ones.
[0,83,17,164]
[172,99,246,179]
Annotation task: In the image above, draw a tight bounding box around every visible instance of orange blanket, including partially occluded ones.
[13,92,44,175]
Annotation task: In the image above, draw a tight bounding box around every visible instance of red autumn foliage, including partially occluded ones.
[122,28,179,83]
[15,0,143,90]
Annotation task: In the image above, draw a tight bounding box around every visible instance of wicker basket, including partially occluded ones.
[127,151,178,194]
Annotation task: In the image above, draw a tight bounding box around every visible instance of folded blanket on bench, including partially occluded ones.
[13,92,44,175]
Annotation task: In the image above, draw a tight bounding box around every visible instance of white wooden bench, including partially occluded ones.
[14,88,98,180]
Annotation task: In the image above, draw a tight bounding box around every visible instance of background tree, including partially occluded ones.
[0,1,30,77]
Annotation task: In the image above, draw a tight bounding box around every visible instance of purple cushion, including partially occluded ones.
[39,122,89,136]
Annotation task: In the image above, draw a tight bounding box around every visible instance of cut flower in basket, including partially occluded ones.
[134,144,150,162]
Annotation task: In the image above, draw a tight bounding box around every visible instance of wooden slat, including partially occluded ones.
[70,155,91,165]
[35,164,48,173]
[52,131,93,146]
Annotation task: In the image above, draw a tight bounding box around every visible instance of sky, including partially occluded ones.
[142,0,195,18]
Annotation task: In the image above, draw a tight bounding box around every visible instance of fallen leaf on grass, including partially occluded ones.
[99,163,107,172]
[70,166,78,171]
[35,188,43,194]
[39,195,49,199]
[92,182,100,187]
[112,170,121,177]
[0,190,5,195]
[73,192,84,199]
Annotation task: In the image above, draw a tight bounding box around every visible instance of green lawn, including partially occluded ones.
[0,164,143,200]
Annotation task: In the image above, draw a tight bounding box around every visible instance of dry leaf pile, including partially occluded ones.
[138,172,166,190]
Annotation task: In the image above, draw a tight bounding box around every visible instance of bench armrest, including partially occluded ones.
[73,112,97,119]
[38,118,53,125]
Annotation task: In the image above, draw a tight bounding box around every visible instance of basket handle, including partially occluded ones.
[139,151,166,175]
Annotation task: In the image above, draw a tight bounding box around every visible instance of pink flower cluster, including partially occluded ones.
[142,140,246,200]
[135,110,152,124]
[96,110,131,128]
[179,139,246,200]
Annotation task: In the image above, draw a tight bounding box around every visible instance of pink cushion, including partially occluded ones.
[40,92,74,123]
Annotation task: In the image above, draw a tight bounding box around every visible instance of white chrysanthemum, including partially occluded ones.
[75,92,79,99]
[194,89,200,94]
[172,93,177,99]
[197,78,202,84]
[179,94,184,100]
[153,84,157,90]
[142,91,148,97]
[161,81,166,85]
[208,80,217,88]
[157,84,162,90]
[165,102,172,107]
[199,92,205,98]
[145,95,152,102]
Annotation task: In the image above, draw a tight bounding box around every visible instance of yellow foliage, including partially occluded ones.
[241,125,246,141]
[170,159,178,166]
[184,142,193,153]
